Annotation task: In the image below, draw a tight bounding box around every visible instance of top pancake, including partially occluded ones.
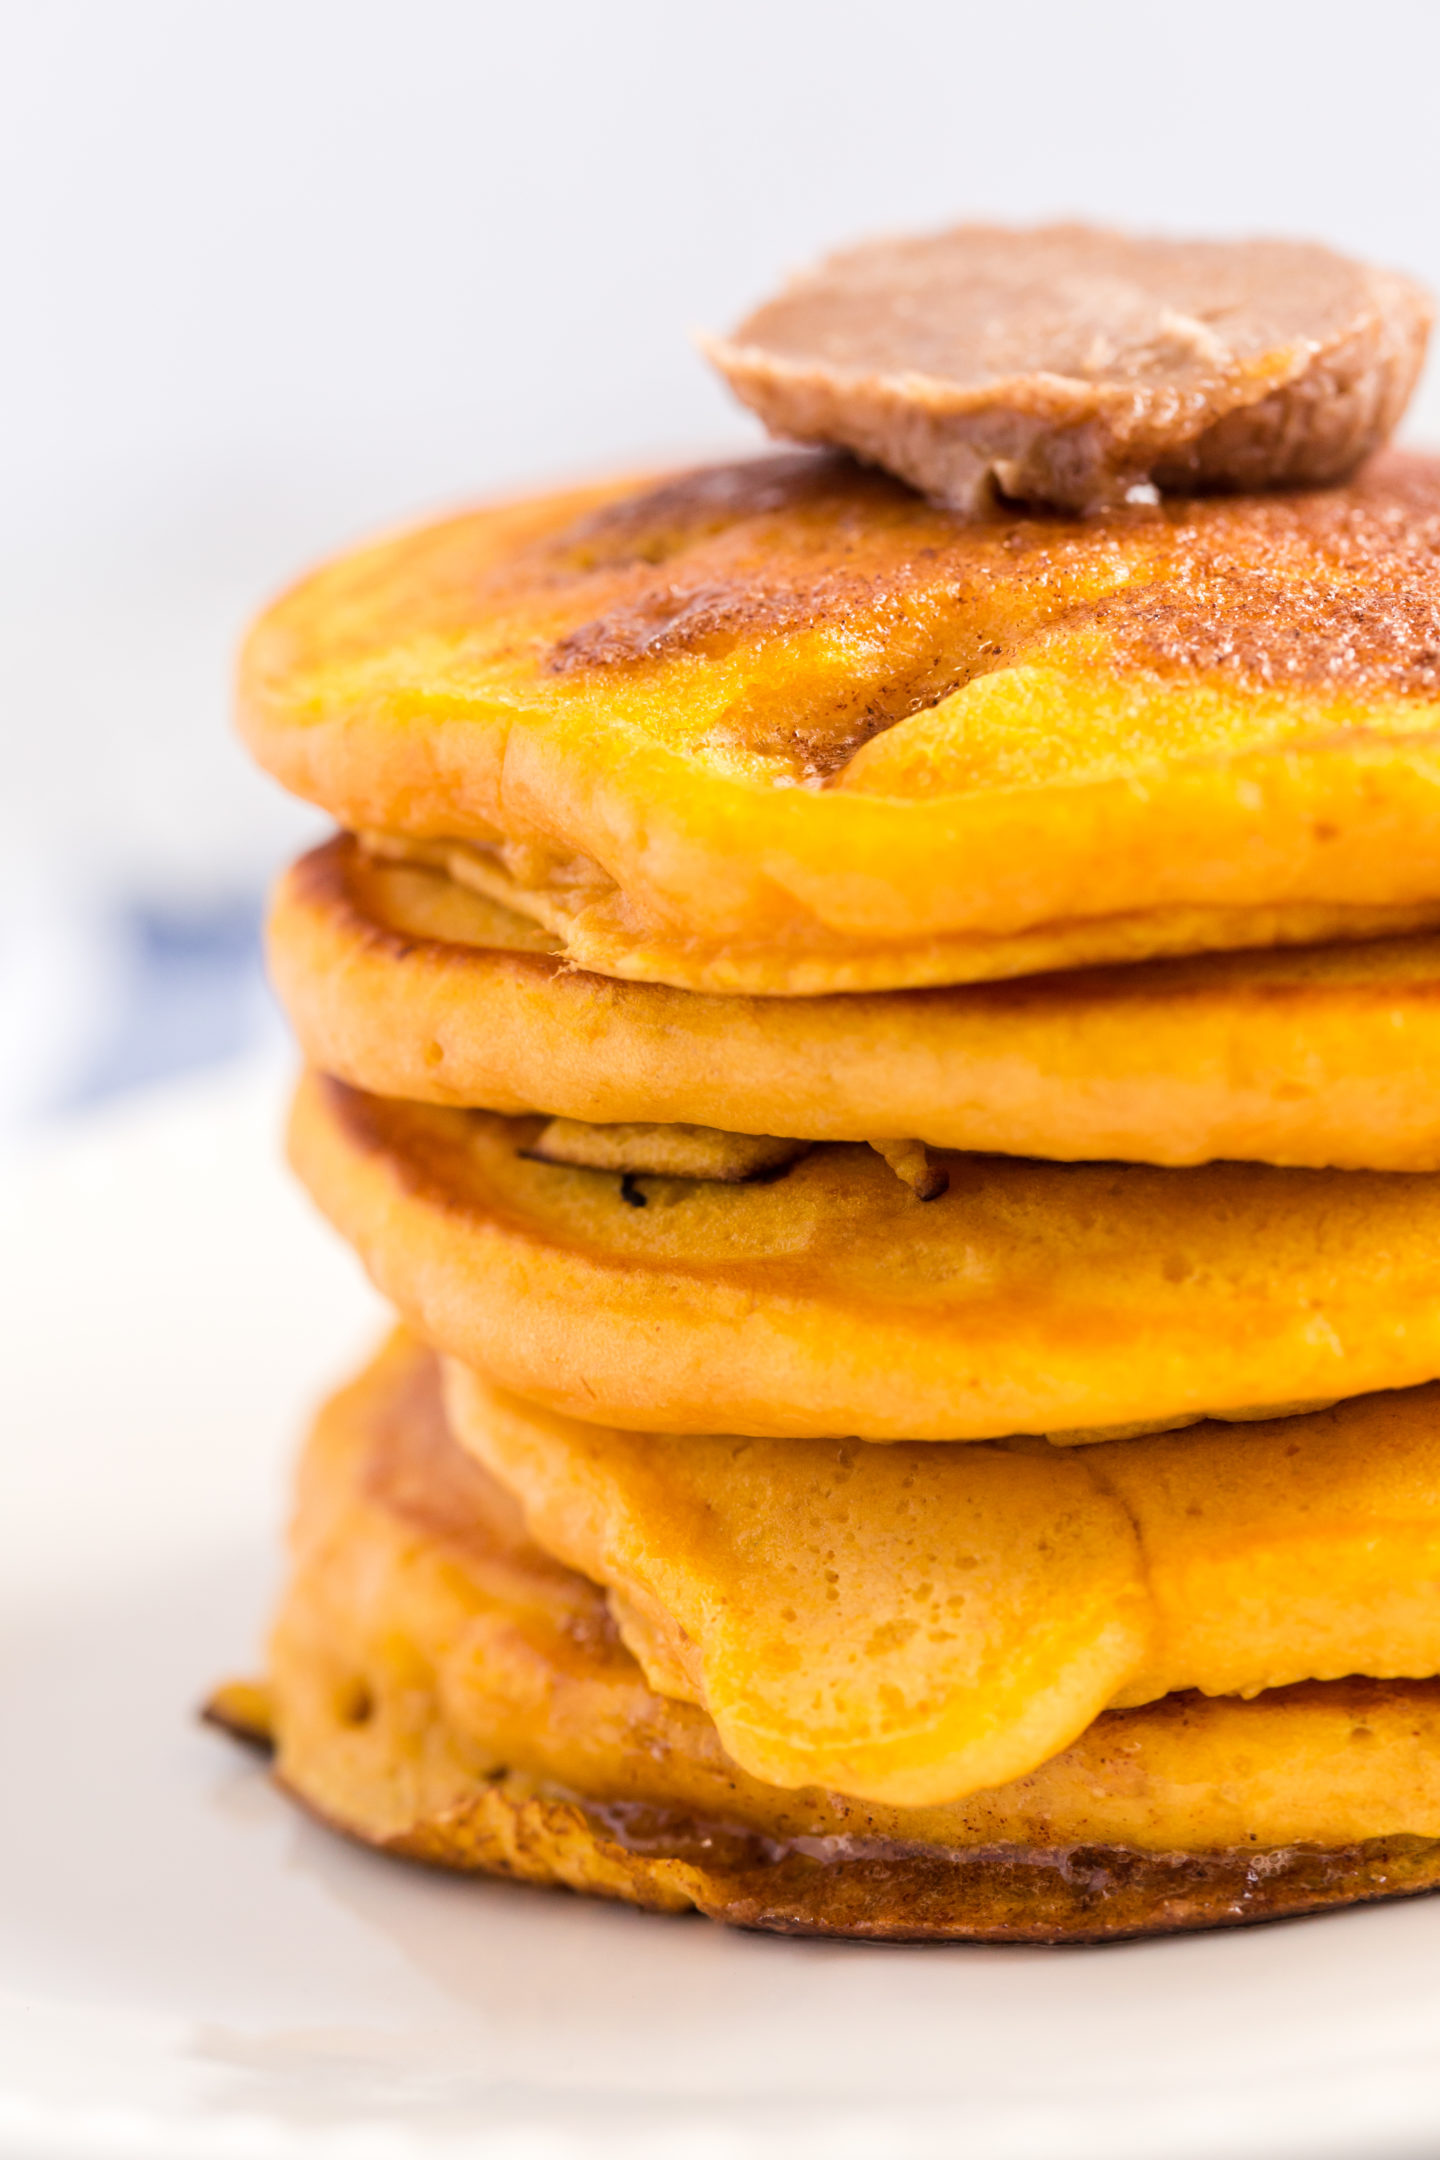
[239,450,1440,994]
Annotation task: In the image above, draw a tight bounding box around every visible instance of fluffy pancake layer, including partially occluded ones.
[290,1069,1440,1441]
[239,451,1440,994]
[276,833,1440,1170]
[233,1333,1440,1941]
[445,1358,1440,1806]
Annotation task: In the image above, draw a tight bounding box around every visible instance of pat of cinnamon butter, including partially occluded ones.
[707,224,1432,512]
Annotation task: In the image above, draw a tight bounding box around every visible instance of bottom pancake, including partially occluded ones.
[439,1356,1440,1810]
[211,1332,1440,1942]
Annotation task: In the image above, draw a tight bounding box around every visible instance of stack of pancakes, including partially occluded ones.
[214,230,1440,1942]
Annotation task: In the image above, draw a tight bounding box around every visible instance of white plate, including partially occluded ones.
[6,1063,1440,2160]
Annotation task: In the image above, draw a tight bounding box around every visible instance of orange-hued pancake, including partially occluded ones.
[445,1358,1440,1806]
[238,451,1440,994]
[290,1070,1440,1442]
[227,1332,1440,1941]
[276,833,1440,1170]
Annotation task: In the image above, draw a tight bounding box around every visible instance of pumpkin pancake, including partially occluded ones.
[276,831,1440,1170]
[289,1068,1440,1441]
[218,1331,1440,1942]
[445,1356,1440,1806]
[238,449,1440,995]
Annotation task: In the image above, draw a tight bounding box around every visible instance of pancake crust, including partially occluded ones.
[238,451,1440,994]
[290,1069,1440,1441]
[444,1356,1440,1806]
[235,1332,1440,1941]
[276,833,1440,1170]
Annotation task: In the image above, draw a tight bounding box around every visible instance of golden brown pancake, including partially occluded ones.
[276,832,1440,1170]
[218,1332,1440,1942]
[239,450,1440,995]
[708,226,1432,512]
[290,1068,1440,1442]
[445,1356,1440,1807]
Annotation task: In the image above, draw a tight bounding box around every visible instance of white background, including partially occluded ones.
[3,0,1439,902]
